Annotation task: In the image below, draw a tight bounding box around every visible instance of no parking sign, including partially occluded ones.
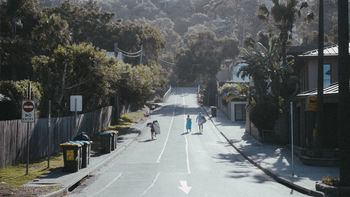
[22,100,35,123]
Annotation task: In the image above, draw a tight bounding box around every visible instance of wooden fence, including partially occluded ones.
[0,106,112,168]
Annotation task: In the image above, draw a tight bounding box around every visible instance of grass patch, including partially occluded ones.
[108,112,145,134]
[0,153,63,188]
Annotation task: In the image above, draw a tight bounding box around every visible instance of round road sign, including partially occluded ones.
[23,101,34,112]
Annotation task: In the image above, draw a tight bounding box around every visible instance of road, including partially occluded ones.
[69,87,306,197]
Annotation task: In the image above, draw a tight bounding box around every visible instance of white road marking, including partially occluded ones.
[185,135,191,174]
[92,172,123,196]
[156,95,177,163]
[183,94,191,174]
[178,180,192,194]
[141,172,160,196]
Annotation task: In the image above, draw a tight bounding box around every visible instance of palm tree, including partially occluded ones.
[258,0,313,67]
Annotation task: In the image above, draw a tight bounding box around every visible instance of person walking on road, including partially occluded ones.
[147,122,156,140]
[196,112,206,133]
[186,115,192,133]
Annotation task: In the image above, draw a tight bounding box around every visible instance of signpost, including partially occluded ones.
[22,101,35,123]
[70,95,82,139]
[290,102,294,177]
[22,81,34,175]
[47,100,51,168]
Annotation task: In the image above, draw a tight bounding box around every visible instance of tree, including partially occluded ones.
[0,80,42,120]
[258,0,313,66]
[31,13,71,55]
[117,22,166,66]
[45,0,115,47]
[175,31,239,84]
[238,33,295,136]
[0,0,40,39]
[32,43,114,116]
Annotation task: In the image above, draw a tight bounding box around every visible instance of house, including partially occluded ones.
[216,60,249,122]
[292,43,350,166]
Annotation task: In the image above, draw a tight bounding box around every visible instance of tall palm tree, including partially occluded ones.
[258,0,313,67]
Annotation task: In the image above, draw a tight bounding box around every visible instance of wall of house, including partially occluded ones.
[229,102,248,122]
[218,96,247,122]
[307,59,318,90]
[304,58,338,91]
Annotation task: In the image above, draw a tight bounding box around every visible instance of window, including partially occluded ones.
[324,64,331,87]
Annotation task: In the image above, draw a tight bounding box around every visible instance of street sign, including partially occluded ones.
[70,95,82,112]
[22,100,35,123]
[306,96,317,111]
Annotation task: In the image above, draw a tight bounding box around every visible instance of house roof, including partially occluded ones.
[297,82,350,97]
[299,43,350,57]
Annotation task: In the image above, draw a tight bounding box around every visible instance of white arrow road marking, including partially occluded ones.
[141,172,160,196]
[178,180,192,194]
[92,172,123,196]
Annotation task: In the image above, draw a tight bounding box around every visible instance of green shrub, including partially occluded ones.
[322,177,340,186]
[0,80,42,120]
[250,102,279,137]
[218,83,248,103]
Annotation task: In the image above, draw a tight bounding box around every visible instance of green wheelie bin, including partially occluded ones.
[72,141,91,168]
[99,131,112,153]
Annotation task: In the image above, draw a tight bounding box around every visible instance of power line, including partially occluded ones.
[159,59,176,65]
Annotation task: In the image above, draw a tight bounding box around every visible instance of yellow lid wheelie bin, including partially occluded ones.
[60,142,82,172]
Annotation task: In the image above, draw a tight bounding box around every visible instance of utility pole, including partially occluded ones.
[337,0,349,186]
[316,0,324,152]
[114,43,118,57]
[140,44,143,65]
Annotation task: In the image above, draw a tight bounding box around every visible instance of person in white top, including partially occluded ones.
[196,112,206,133]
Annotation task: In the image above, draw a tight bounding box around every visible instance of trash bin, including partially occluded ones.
[73,132,90,141]
[109,130,118,151]
[72,140,91,168]
[60,142,82,172]
[210,106,217,117]
[99,132,113,153]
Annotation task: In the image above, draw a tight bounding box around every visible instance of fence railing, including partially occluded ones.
[163,85,172,102]
[0,106,112,169]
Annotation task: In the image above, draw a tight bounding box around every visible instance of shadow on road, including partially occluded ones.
[138,139,155,143]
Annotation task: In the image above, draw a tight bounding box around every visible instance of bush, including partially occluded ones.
[218,83,248,103]
[0,80,42,120]
[322,177,340,186]
[250,102,279,137]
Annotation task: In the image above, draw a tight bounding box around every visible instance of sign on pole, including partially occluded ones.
[22,100,35,123]
[70,95,82,112]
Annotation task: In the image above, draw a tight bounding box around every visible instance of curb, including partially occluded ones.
[201,107,324,197]
[41,126,143,197]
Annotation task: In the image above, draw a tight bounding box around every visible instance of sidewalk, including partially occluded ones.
[204,107,338,197]
[25,123,145,197]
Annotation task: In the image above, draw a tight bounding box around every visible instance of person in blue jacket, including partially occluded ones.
[186,115,192,133]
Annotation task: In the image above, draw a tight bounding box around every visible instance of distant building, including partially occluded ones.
[216,60,248,122]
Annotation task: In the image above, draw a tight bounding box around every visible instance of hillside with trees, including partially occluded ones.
[0,0,167,119]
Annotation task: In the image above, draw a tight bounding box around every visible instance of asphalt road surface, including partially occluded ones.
[69,87,306,197]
